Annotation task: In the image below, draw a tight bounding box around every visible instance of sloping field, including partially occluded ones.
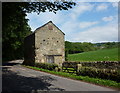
[68,48,119,61]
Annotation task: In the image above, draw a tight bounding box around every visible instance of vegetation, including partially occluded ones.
[3,3,32,61]
[22,61,58,71]
[77,66,120,82]
[65,41,119,61]
[2,2,76,61]
[65,41,119,54]
[80,61,120,69]
[65,41,97,54]
[63,61,120,69]
[23,65,120,89]
[68,48,119,61]
[34,63,58,71]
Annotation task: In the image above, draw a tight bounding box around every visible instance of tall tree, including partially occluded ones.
[2,2,76,61]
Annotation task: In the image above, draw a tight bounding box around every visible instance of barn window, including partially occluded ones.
[48,25,53,30]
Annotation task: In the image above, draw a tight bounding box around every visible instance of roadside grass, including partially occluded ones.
[68,48,119,62]
[23,65,120,89]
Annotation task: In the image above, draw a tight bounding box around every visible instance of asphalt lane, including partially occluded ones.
[2,60,117,92]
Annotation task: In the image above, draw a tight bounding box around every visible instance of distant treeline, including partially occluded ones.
[65,41,120,54]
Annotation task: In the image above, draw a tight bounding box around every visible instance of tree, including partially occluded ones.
[2,2,76,61]
[65,41,99,54]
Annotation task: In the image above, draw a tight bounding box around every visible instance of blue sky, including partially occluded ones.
[26,2,118,43]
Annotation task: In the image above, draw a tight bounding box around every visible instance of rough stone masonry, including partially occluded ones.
[23,21,65,67]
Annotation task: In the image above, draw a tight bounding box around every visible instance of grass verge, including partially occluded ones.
[22,65,120,90]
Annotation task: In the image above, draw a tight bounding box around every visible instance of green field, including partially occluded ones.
[68,48,119,61]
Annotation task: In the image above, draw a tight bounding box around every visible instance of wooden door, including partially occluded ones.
[46,55,54,63]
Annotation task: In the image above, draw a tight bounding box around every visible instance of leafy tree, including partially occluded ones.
[65,41,119,55]
[2,2,76,61]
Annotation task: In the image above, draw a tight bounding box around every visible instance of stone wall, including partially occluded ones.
[35,22,65,66]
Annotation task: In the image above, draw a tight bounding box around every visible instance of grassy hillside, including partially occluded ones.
[68,48,119,61]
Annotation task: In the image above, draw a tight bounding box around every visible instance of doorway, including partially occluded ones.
[46,55,54,63]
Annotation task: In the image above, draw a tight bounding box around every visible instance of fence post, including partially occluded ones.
[77,64,82,72]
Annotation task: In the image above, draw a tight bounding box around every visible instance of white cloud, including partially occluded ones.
[75,0,119,2]
[96,3,108,11]
[36,11,66,25]
[27,2,118,43]
[112,2,118,7]
[102,16,114,22]
[27,3,94,31]
[79,21,99,28]
[61,20,100,41]
[107,0,119,2]
[60,21,79,40]
[72,24,118,43]
[27,11,67,31]
[69,3,94,20]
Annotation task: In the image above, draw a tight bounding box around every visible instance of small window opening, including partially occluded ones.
[48,25,53,30]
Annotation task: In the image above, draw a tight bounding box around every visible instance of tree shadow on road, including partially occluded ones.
[2,65,65,93]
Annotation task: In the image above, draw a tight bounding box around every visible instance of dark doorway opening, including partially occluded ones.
[46,55,54,63]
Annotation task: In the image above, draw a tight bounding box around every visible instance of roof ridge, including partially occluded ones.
[35,20,52,31]
[27,21,65,37]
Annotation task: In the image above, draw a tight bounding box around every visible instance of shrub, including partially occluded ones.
[34,63,58,71]
[76,66,120,82]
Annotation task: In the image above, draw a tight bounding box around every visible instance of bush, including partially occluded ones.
[76,66,120,82]
[34,63,58,71]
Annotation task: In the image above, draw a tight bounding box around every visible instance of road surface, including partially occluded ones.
[2,60,117,92]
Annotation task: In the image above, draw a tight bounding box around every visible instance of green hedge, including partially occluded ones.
[34,63,58,71]
[76,67,120,82]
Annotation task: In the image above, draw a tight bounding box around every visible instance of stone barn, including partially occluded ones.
[23,21,65,66]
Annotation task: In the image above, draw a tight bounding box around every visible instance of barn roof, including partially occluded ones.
[34,21,65,35]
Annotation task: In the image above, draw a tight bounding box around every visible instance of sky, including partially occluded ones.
[26,2,119,43]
